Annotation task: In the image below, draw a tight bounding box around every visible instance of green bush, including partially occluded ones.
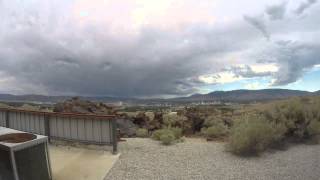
[203,115,225,127]
[151,128,183,145]
[136,128,149,138]
[201,115,229,139]
[162,113,190,131]
[202,124,229,138]
[307,120,320,137]
[152,129,173,140]
[169,127,183,139]
[264,98,320,142]
[228,114,286,156]
[160,133,175,145]
[152,128,182,140]
[145,112,155,121]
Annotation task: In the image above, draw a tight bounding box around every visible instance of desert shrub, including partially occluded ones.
[264,98,320,142]
[163,113,188,126]
[152,128,182,140]
[203,115,225,127]
[160,133,175,145]
[169,127,183,139]
[152,128,183,145]
[307,120,320,136]
[202,124,229,138]
[228,114,286,156]
[145,112,155,121]
[136,128,149,138]
[162,113,191,133]
[163,113,178,127]
[201,115,230,139]
[152,129,173,140]
[306,119,320,143]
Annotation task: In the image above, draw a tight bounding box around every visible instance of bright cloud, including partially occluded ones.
[250,64,279,73]
[245,82,264,90]
[199,72,244,84]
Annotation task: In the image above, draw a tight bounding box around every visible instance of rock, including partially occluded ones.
[116,118,138,137]
[53,97,116,115]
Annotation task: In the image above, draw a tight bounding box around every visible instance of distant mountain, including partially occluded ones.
[171,89,315,103]
[0,94,135,104]
[0,94,68,103]
[0,89,319,105]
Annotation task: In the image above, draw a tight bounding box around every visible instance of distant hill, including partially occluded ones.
[0,89,319,104]
[0,94,134,104]
[171,89,315,103]
[0,94,68,103]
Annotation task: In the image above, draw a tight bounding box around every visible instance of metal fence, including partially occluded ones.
[0,108,117,153]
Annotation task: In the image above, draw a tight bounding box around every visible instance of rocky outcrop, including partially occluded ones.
[53,97,116,115]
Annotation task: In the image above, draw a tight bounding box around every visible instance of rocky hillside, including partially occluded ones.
[0,89,319,104]
[53,97,116,114]
[172,89,313,103]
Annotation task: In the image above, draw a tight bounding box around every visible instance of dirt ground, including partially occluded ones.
[106,138,320,180]
[50,145,119,180]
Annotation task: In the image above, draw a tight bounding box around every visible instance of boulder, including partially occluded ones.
[116,118,138,137]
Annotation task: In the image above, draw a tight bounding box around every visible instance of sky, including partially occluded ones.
[0,0,319,97]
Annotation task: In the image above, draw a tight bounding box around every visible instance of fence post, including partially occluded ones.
[44,114,51,143]
[112,118,118,154]
[5,111,10,128]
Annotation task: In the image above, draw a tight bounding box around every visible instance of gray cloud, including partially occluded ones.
[229,65,273,78]
[295,0,318,15]
[266,2,287,20]
[0,2,257,97]
[243,15,270,40]
[255,40,320,86]
[0,0,320,97]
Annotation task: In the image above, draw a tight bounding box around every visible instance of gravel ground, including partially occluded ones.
[105,138,320,180]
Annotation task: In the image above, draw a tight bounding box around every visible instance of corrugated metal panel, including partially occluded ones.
[49,116,57,137]
[25,113,30,132]
[21,112,26,131]
[56,117,64,138]
[20,112,25,131]
[10,112,18,130]
[101,120,111,143]
[63,117,71,139]
[15,112,21,130]
[93,119,102,143]
[38,115,45,135]
[70,118,78,140]
[29,114,35,133]
[0,109,115,145]
[77,118,86,140]
[0,111,6,126]
[85,118,94,141]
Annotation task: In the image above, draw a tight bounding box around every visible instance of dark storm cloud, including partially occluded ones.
[295,0,318,15]
[243,15,270,40]
[240,0,320,87]
[0,6,257,97]
[265,2,287,20]
[0,0,320,97]
[268,41,320,86]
